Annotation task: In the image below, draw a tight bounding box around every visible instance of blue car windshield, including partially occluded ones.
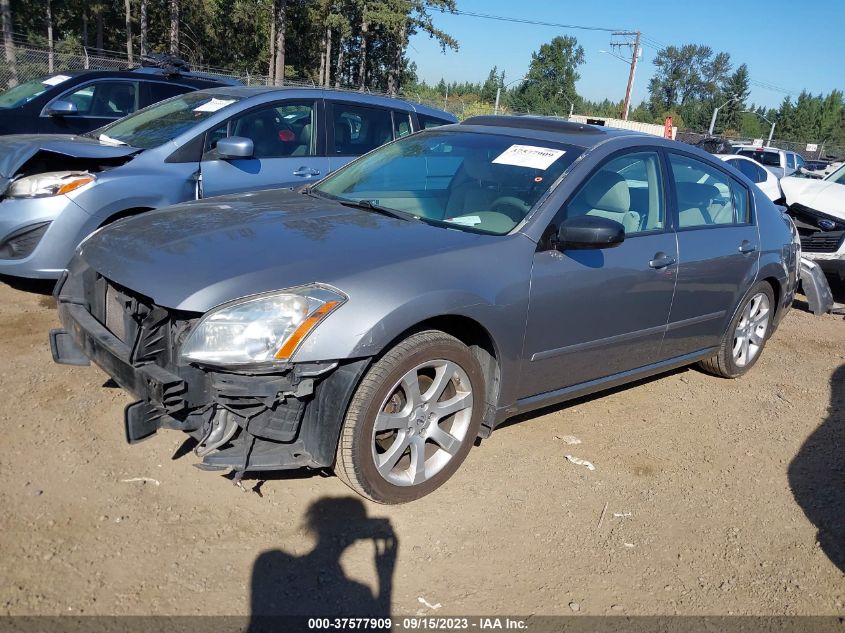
[314,129,583,235]
[92,91,244,149]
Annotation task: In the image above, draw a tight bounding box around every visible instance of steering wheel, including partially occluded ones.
[490,196,530,221]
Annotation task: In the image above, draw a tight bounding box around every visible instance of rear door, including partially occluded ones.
[661,151,760,359]
[199,99,329,197]
[39,79,139,134]
[519,149,678,397]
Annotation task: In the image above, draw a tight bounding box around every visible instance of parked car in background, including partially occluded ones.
[0,87,456,278]
[718,153,782,201]
[0,56,239,136]
[734,145,805,179]
[781,162,845,280]
[51,116,799,503]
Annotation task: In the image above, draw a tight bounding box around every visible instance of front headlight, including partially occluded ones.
[7,171,95,199]
[180,285,346,366]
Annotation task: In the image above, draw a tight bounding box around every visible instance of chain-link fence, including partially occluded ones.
[0,36,317,89]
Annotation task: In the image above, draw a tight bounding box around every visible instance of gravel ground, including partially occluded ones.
[0,276,842,617]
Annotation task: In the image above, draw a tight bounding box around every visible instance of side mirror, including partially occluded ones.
[45,100,79,116]
[556,215,625,250]
[216,136,254,159]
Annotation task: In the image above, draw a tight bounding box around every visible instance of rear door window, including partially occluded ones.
[142,82,193,107]
[418,113,452,129]
[330,103,393,156]
[669,154,752,227]
[786,153,796,169]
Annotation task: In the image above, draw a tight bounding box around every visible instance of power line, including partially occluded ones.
[450,9,626,33]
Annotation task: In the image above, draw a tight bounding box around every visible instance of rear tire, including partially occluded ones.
[699,281,775,378]
[334,330,484,504]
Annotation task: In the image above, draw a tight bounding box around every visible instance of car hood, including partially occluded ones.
[0,134,140,179]
[78,189,494,312]
[780,176,845,220]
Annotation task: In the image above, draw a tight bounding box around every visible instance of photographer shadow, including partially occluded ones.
[248,496,397,628]
[788,363,845,574]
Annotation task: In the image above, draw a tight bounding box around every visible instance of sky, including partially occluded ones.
[408,0,844,109]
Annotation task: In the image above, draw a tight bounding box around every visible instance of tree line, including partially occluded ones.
[0,0,457,93]
[406,38,845,152]
[2,1,844,152]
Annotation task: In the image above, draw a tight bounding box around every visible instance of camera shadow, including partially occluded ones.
[788,363,845,574]
[247,496,397,629]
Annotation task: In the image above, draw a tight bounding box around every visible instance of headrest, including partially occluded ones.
[583,170,630,213]
[675,182,719,208]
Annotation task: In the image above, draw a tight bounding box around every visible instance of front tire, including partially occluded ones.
[334,330,485,504]
[699,281,775,378]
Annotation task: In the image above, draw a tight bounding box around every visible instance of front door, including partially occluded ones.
[660,152,760,358]
[200,100,329,197]
[520,150,678,398]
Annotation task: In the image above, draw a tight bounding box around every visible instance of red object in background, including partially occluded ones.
[278,129,295,142]
[664,117,673,139]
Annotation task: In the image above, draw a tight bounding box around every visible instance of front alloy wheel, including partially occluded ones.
[335,331,485,504]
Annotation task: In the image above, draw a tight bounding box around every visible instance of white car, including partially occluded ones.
[733,145,805,179]
[781,163,845,281]
[717,153,782,202]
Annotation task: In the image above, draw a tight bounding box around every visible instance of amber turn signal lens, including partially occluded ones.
[56,177,94,195]
[274,300,340,360]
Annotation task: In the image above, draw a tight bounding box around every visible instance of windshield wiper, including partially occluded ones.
[335,198,418,222]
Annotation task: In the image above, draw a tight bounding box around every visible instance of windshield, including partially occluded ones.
[738,149,781,167]
[0,75,72,108]
[93,91,244,149]
[825,163,845,185]
[314,130,582,235]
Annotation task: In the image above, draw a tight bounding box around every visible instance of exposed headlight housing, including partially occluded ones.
[7,171,95,199]
[179,285,346,367]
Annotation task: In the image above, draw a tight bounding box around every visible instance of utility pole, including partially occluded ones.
[611,31,640,121]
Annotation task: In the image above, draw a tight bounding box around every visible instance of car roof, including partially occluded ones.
[33,68,237,87]
[196,86,456,119]
[735,145,783,152]
[457,115,643,149]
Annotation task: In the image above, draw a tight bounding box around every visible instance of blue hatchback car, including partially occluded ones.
[0,87,455,278]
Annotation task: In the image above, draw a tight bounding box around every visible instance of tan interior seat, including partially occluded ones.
[569,171,640,234]
[675,182,720,227]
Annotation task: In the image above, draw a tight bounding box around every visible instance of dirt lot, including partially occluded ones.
[0,276,842,618]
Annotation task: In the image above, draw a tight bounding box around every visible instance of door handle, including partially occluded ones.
[738,240,757,254]
[293,166,321,177]
[649,252,676,269]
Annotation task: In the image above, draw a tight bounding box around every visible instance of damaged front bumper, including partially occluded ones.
[50,262,368,473]
[788,204,845,281]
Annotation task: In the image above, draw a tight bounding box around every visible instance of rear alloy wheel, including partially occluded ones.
[334,331,484,504]
[699,281,775,378]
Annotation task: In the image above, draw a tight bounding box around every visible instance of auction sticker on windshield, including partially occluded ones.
[194,98,236,113]
[42,75,72,87]
[493,145,566,170]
